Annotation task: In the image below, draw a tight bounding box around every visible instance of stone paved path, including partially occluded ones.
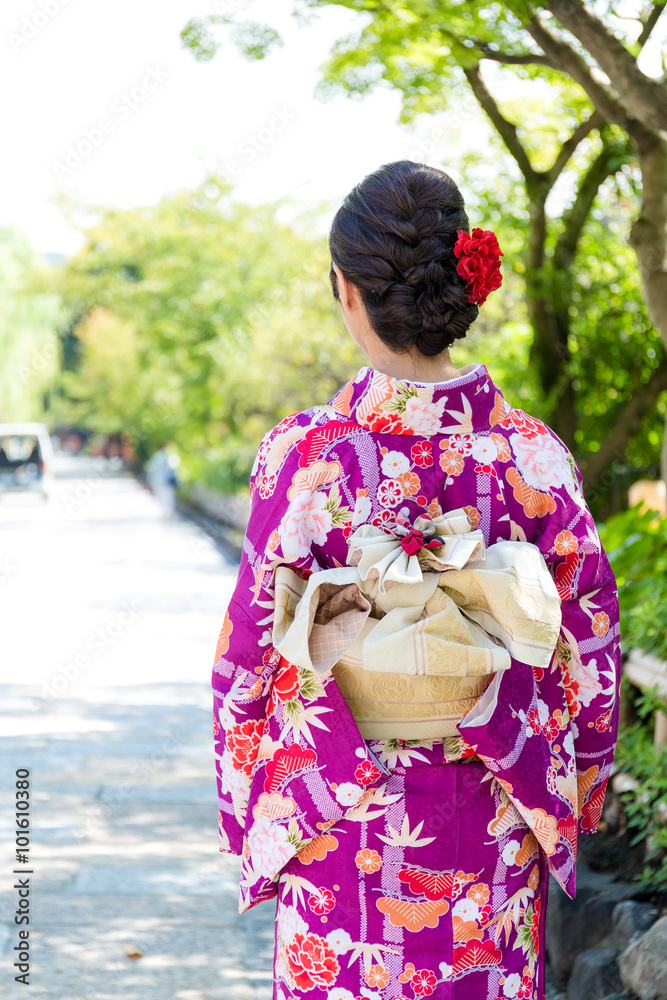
[0,682,276,1000]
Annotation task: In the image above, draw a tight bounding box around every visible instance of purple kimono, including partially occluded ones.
[212,363,620,1000]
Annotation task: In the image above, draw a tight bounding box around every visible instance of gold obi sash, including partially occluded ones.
[272,509,562,740]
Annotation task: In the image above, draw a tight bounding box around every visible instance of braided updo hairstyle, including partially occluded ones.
[329,160,478,356]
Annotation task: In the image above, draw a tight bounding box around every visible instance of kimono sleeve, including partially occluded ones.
[211,418,388,911]
[211,425,318,858]
[537,437,621,837]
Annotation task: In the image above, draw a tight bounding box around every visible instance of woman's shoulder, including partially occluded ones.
[250,400,364,499]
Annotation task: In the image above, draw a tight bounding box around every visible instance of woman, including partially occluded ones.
[212,161,620,1000]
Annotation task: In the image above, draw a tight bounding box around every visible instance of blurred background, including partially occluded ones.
[2,2,667,999]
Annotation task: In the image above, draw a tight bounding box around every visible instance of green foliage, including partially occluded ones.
[55,177,364,491]
[0,230,62,422]
[614,680,667,892]
[600,506,667,891]
[599,505,667,661]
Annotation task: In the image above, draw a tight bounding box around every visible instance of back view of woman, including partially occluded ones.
[212,160,621,1000]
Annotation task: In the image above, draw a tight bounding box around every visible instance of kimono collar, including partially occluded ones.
[329,363,508,436]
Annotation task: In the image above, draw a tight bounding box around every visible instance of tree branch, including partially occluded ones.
[553,133,634,272]
[466,39,552,66]
[462,64,540,189]
[522,14,633,128]
[637,2,666,50]
[545,110,604,186]
[545,0,667,132]
[581,359,667,488]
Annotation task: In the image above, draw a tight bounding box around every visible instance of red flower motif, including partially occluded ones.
[308,887,335,915]
[258,473,277,498]
[474,463,498,477]
[517,973,534,998]
[411,968,437,996]
[531,896,542,954]
[453,228,503,306]
[378,478,404,507]
[372,509,397,533]
[367,412,410,434]
[285,932,339,990]
[355,759,382,786]
[411,440,433,467]
[500,408,547,440]
[225,718,265,776]
[262,645,282,669]
[274,658,300,703]
[527,707,541,735]
[213,715,219,737]
[595,709,612,733]
[542,716,560,742]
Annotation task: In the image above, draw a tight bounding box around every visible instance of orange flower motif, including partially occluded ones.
[365,964,390,988]
[592,611,610,637]
[428,499,442,520]
[463,505,481,528]
[215,610,233,662]
[466,882,490,906]
[399,962,416,984]
[355,848,382,873]
[527,863,540,892]
[397,471,421,497]
[554,530,578,556]
[490,433,511,462]
[439,450,465,476]
[267,529,280,553]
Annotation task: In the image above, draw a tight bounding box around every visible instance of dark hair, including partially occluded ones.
[329,160,478,356]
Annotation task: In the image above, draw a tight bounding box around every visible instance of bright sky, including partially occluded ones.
[2,0,665,256]
[0,0,439,255]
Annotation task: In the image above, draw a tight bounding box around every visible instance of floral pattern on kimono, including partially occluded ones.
[212,363,620,919]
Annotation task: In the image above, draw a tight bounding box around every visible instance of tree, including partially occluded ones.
[181,1,667,491]
[0,230,61,422]
[56,178,365,491]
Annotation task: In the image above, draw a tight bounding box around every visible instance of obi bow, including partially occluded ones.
[272,509,562,680]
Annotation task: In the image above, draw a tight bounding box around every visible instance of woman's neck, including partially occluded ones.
[364,344,464,383]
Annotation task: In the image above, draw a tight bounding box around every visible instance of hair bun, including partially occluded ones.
[329,160,479,356]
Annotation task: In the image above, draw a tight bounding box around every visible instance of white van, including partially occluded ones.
[0,423,54,500]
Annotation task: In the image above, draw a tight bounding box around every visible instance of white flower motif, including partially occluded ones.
[503,972,522,997]
[351,494,372,527]
[334,782,363,807]
[439,962,453,980]
[562,731,575,759]
[247,818,293,878]
[328,990,355,1000]
[472,436,498,463]
[326,928,353,955]
[402,393,447,435]
[452,897,480,921]
[509,430,573,490]
[278,904,308,945]
[278,491,333,558]
[502,839,521,866]
[381,449,410,477]
[220,749,251,806]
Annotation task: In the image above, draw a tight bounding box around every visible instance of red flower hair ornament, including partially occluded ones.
[453,228,503,306]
